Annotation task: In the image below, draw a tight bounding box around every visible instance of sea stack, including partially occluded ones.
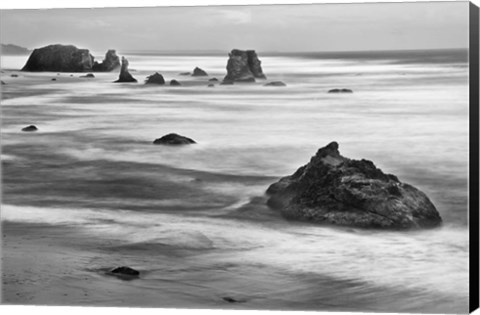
[92,49,121,72]
[21,44,120,72]
[22,44,94,72]
[114,57,137,83]
[223,49,266,83]
[266,142,442,229]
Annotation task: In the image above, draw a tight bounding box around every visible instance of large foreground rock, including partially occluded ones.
[22,44,120,72]
[114,57,137,83]
[223,49,266,83]
[22,44,94,72]
[266,142,441,229]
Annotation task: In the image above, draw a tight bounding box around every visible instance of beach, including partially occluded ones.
[0,49,470,313]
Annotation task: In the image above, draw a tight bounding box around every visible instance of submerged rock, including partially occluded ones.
[220,80,234,85]
[207,83,215,87]
[114,57,137,83]
[1,81,5,85]
[153,133,196,145]
[10,74,18,77]
[223,49,266,83]
[170,79,181,86]
[264,81,286,87]
[266,142,442,229]
[192,67,208,76]
[179,72,191,75]
[328,88,353,93]
[209,78,219,82]
[145,72,165,85]
[110,266,139,276]
[222,297,245,303]
[22,125,38,132]
[51,78,57,81]
[80,73,95,78]
[92,49,120,72]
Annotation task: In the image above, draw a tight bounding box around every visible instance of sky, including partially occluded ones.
[0,1,470,53]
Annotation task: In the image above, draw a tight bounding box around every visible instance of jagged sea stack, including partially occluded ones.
[114,57,137,83]
[223,49,266,83]
[92,49,120,71]
[266,142,442,229]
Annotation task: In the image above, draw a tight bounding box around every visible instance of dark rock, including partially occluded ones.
[223,49,266,83]
[179,72,191,75]
[145,72,165,85]
[1,81,5,85]
[114,57,137,83]
[10,74,18,77]
[266,142,442,229]
[328,88,353,93]
[153,133,196,145]
[70,74,73,77]
[110,266,140,276]
[209,78,218,82]
[92,49,120,72]
[80,73,95,78]
[51,78,57,81]
[22,125,38,132]
[170,79,181,86]
[222,297,245,303]
[220,80,234,85]
[22,44,94,72]
[192,67,208,76]
[207,83,215,87]
[264,81,286,87]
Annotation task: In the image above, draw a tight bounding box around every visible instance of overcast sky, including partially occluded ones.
[0,2,469,52]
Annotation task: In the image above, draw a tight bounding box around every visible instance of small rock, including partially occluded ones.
[51,78,57,81]
[264,81,286,87]
[328,88,353,93]
[179,72,191,75]
[10,74,18,77]
[80,73,95,78]
[207,83,215,87]
[110,266,140,276]
[192,67,208,76]
[220,80,234,85]
[153,133,196,145]
[145,72,165,85]
[22,125,38,132]
[222,296,245,303]
[1,81,5,85]
[170,79,181,86]
[209,78,218,82]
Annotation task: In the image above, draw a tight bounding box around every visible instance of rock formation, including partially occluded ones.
[145,72,165,85]
[22,44,94,72]
[110,266,140,276]
[264,81,286,87]
[153,133,196,145]
[223,49,266,83]
[21,125,38,132]
[22,44,120,72]
[114,57,137,83]
[328,88,353,93]
[92,49,120,72]
[192,67,208,76]
[209,78,218,82]
[170,79,181,86]
[266,142,442,229]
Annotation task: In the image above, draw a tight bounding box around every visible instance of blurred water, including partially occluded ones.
[0,50,469,312]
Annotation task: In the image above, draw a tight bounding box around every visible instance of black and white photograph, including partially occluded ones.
[0,0,478,314]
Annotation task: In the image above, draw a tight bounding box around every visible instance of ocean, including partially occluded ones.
[0,49,470,313]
